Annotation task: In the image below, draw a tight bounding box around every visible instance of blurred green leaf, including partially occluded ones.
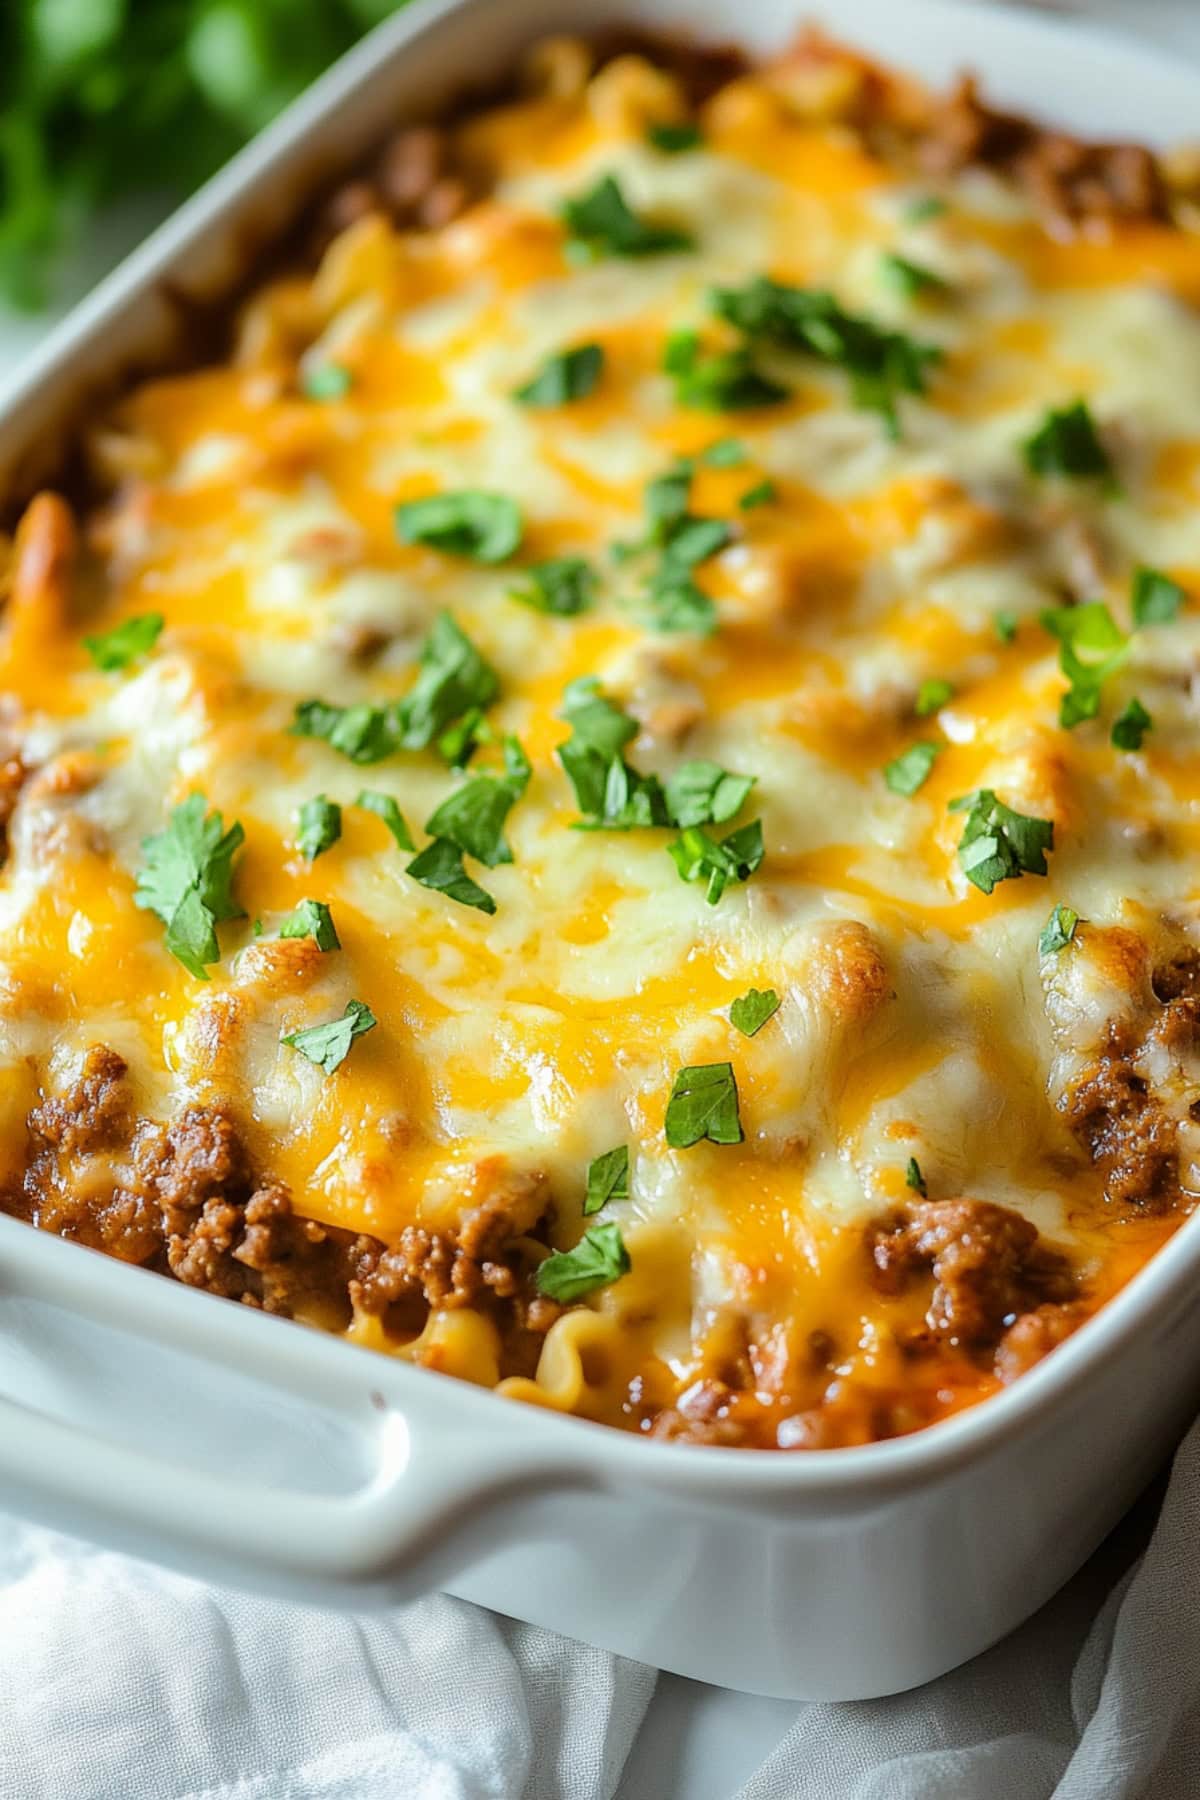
[0,0,411,310]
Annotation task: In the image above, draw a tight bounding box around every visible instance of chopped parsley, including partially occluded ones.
[739,478,777,510]
[1022,400,1112,483]
[291,699,401,766]
[950,788,1054,895]
[395,491,523,564]
[710,276,939,436]
[663,328,788,412]
[995,610,1018,645]
[561,174,694,261]
[355,790,414,850]
[729,987,780,1038]
[644,575,717,635]
[1040,601,1129,728]
[904,195,947,222]
[1112,696,1152,752]
[880,251,947,299]
[514,342,604,407]
[406,837,496,914]
[424,738,530,867]
[667,818,764,904]
[282,999,376,1074]
[884,740,941,796]
[702,436,746,467]
[534,1219,631,1301]
[279,899,340,952]
[437,708,492,770]
[915,678,954,716]
[1039,903,1079,956]
[134,794,245,980]
[665,1061,743,1148]
[83,611,163,673]
[663,759,755,829]
[398,612,500,751]
[1131,566,1185,628]
[509,556,596,617]
[557,679,667,830]
[296,794,341,862]
[300,362,352,401]
[647,121,702,153]
[905,1156,927,1196]
[637,462,733,636]
[584,1145,629,1215]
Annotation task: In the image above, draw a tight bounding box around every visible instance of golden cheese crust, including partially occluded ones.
[2,32,1200,1449]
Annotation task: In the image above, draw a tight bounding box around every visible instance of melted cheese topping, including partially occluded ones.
[3,48,1199,1447]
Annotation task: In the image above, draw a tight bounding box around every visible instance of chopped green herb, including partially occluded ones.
[664,760,755,829]
[739,478,777,510]
[1131,566,1185,628]
[355,790,414,851]
[710,276,939,436]
[396,491,523,564]
[884,740,941,796]
[995,610,1018,645]
[509,556,596,617]
[279,899,340,952]
[291,699,402,766]
[729,987,780,1038]
[644,575,716,636]
[398,612,500,751]
[561,174,694,261]
[300,362,352,401]
[134,794,245,980]
[702,436,746,467]
[584,1145,630,1215]
[903,195,947,223]
[296,794,342,862]
[647,121,703,153]
[1111,696,1152,752]
[282,999,376,1074]
[437,708,492,770]
[1022,400,1112,483]
[950,788,1054,895]
[83,611,164,673]
[915,678,954,716]
[905,1156,927,1196]
[880,251,947,299]
[406,838,497,914]
[424,738,530,867]
[1040,601,1129,728]
[514,342,604,407]
[1039,903,1079,956]
[667,818,764,904]
[663,328,787,412]
[665,1061,743,1148]
[534,1219,631,1300]
[557,680,668,830]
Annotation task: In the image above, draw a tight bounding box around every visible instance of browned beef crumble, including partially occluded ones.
[914,72,1167,232]
[7,1047,557,1361]
[867,1197,1077,1353]
[1063,1029,1178,1212]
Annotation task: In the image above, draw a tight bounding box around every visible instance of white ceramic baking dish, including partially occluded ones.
[3,0,1200,1704]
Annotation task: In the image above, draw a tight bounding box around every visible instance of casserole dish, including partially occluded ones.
[4,0,1200,1700]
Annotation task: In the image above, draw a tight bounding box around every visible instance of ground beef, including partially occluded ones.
[649,1378,748,1447]
[867,1197,1075,1350]
[6,1050,557,1349]
[915,73,1166,233]
[1063,1037,1177,1210]
[995,1301,1089,1384]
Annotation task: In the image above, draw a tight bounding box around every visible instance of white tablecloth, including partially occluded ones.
[1,1418,1198,1798]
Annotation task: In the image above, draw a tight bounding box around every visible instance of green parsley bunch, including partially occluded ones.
[0,0,404,309]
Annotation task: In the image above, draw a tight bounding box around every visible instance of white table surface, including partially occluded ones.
[1,5,1194,1795]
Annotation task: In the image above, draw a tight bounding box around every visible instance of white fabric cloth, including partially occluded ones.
[1,1415,1199,1799]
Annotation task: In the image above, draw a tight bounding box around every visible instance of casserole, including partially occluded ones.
[4,0,1200,1699]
